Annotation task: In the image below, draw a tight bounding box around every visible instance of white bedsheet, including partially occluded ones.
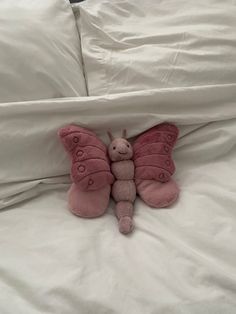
[0,84,236,313]
[0,135,236,313]
[1,1,236,310]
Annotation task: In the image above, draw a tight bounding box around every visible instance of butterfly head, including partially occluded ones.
[107,129,133,161]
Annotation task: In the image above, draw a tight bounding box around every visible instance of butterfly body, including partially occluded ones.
[107,132,136,234]
[111,160,134,180]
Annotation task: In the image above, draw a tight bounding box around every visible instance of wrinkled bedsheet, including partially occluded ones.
[0,84,236,313]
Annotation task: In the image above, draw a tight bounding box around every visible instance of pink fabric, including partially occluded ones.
[133,123,179,183]
[59,125,106,153]
[134,123,179,208]
[133,123,178,149]
[135,155,175,182]
[111,160,134,180]
[136,179,179,208]
[58,125,114,191]
[107,135,136,234]
[118,216,133,235]
[115,201,134,234]
[58,125,114,218]
[112,180,136,203]
[68,183,111,218]
[115,201,134,219]
[108,138,133,162]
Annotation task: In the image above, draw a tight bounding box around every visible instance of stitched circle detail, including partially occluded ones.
[78,165,85,172]
[77,150,83,157]
[73,136,79,143]
[164,146,169,153]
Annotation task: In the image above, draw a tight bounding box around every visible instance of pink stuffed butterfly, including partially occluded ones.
[58,123,179,229]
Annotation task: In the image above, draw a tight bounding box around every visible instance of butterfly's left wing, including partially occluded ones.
[133,123,179,183]
[58,125,114,191]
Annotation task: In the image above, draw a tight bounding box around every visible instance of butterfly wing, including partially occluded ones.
[133,123,179,183]
[58,125,114,191]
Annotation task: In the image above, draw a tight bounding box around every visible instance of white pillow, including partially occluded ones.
[78,0,236,95]
[0,0,87,102]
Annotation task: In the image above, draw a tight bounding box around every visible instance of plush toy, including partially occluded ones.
[58,123,179,235]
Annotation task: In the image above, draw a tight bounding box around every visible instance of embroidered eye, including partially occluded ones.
[113,146,116,150]
[127,144,130,148]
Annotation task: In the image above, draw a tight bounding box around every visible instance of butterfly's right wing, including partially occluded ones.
[58,125,114,191]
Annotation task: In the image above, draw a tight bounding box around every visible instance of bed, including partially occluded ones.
[0,0,236,313]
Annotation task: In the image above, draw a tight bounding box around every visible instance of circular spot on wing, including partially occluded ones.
[73,136,80,143]
[159,173,165,179]
[164,145,169,153]
[78,165,85,172]
[77,150,83,157]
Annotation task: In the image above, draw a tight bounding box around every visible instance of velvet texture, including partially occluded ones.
[58,125,113,217]
[134,123,179,207]
[108,136,136,234]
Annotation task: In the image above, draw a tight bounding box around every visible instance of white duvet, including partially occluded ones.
[0,84,236,313]
[1,0,236,313]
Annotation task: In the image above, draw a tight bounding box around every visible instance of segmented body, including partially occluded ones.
[111,160,136,204]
